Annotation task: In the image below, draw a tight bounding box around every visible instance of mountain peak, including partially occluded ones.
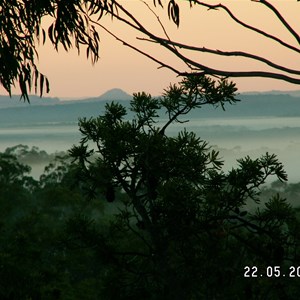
[98,88,132,101]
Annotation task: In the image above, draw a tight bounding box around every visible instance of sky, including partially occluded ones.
[2,0,300,99]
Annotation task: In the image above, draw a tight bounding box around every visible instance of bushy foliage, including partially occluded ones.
[0,0,103,100]
[1,76,300,299]
[67,76,300,299]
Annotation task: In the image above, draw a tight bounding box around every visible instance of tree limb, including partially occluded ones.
[97,1,300,85]
[137,37,300,76]
[155,37,300,84]
[255,0,300,45]
[193,0,300,54]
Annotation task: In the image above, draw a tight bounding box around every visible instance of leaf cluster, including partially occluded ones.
[226,153,288,205]
[0,0,114,100]
[70,76,235,199]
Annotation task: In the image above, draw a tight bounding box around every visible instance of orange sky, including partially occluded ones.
[2,0,300,98]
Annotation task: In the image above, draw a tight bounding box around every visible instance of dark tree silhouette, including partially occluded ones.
[68,76,300,299]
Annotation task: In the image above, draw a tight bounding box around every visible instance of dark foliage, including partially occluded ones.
[67,76,300,299]
[0,78,300,299]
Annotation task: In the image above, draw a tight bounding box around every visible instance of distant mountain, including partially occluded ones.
[0,95,60,109]
[98,88,132,101]
[187,93,300,118]
[241,90,300,97]
[230,93,300,117]
[0,89,134,126]
[0,88,132,109]
[1,89,300,126]
[61,88,132,104]
[282,90,300,98]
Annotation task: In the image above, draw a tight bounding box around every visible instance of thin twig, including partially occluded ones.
[141,0,176,51]
[92,21,182,75]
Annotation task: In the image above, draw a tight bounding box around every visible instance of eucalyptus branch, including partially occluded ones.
[255,0,300,45]
[137,37,300,75]
[94,1,300,84]
[193,0,300,54]
[113,1,149,32]
[155,37,300,84]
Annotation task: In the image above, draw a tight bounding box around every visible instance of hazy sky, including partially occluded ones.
[2,0,300,99]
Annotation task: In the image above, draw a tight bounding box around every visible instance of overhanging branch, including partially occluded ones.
[255,0,300,45]
[137,37,300,76]
[90,0,300,85]
[193,0,300,54]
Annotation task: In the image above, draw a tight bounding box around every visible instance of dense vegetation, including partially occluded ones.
[2,76,300,299]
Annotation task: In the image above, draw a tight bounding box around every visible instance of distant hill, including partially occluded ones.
[189,93,300,118]
[60,88,132,104]
[1,89,300,126]
[242,90,300,98]
[97,88,132,101]
[0,95,60,109]
[0,88,132,109]
[0,89,133,126]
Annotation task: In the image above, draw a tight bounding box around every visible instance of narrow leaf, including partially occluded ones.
[40,74,44,97]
